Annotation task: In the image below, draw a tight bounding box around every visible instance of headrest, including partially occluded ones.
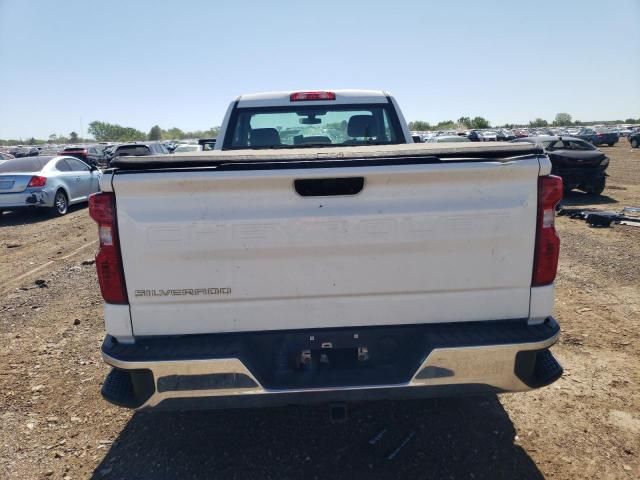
[347,115,378,137]
[249,128,281,147]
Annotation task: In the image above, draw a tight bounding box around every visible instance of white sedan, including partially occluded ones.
[173,144,203,153]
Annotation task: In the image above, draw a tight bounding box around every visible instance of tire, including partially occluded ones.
[52,189,68,216]
[607,143,614,147]
[631,139,639,148]
[584,178,606,196]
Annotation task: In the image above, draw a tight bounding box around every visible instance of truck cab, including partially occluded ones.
[214,90,414,150]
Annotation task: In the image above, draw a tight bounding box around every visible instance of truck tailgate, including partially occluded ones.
[113,158,541,336]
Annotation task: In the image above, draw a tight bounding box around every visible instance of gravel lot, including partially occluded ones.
[1,141,639,479]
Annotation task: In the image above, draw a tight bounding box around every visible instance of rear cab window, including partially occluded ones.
[223,103,404,150]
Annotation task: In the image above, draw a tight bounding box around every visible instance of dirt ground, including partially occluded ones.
[1,141,638,479]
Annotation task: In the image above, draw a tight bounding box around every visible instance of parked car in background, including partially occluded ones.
[629,132,640,148]
[497,130,516,141]
[613,127,633,137]
[108,142,170,165]
[198,138,217,151]
[103,145,116,164]
[513,136,609,195]
[58,145,108,167]
[0,152,16,160]
[574,127,619,147]
[466,130,481,141]
[9,146,38,158]
[0,155,101,216]
[426,135,470,143]
[162,141,177,153]
[536,130,555,137]
[173,144,203,153]
[478,130,498,141]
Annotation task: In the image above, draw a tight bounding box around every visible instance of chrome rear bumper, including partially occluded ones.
[101,318,561,411]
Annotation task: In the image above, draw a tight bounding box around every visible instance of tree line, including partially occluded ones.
[2,113,638,146]
[87,121,220,142]
[408,113,640,131]
[409,117,490,131]
[0,121,221,146]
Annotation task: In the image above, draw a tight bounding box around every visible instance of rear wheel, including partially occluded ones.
[607,143,614,147]
[52,190,68,216]
[584,178,606,196]
[631,138,639,148]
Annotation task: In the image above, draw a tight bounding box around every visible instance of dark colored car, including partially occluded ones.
[58,145,107,167]
[629,132,640,148]
[8,147,38,158]
[108,142,169,166]
[513,136,609,195]
[197,138,217,151]
[466,130,481,142]
[574,127,619,147]
[162,141,177,153]
[497,130,516,141]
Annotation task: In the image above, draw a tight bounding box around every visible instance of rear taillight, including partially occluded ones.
[532,175,563,286]
[28,176,47,188]
[89,192,128,304]
[290,91,336,101]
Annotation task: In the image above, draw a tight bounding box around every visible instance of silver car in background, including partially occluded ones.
[426,135,471,143]
[478,130,499,141]
[0,156,101,216]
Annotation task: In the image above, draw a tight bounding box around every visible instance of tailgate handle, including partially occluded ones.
[294,177,364,197]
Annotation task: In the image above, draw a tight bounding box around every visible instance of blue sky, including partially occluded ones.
[1,0,639,139]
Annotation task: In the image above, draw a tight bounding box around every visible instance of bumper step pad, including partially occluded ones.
[515,347,563,388]
[101,368,155,409]
[102,368,136,408]
[532,349,563,387]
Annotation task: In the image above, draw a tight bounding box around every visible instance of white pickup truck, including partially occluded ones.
[90,90,563,411]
